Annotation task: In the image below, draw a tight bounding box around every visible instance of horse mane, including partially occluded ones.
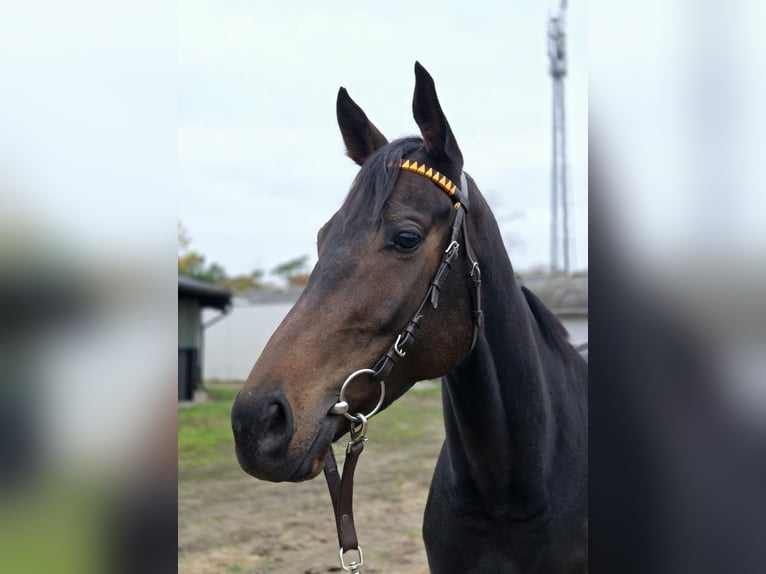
[342,136,423,224]
[520,285,578,360]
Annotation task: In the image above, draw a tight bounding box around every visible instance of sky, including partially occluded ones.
[178,0,588,278]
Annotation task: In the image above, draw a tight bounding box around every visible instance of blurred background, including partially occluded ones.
[1,2,177,573]
[589,2,766,571]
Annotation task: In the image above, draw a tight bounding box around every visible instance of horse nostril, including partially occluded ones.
[265,402,286,434]
[231,387,294,459]
[258,398,290,453]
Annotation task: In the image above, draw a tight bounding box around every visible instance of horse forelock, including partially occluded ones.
[340,136,423,226]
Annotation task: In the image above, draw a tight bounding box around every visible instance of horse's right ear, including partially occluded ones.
[336,87,388,166]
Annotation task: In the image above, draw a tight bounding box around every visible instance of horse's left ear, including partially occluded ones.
[412,61,463,169]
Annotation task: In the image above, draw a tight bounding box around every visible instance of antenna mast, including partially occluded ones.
[548,0,571,273]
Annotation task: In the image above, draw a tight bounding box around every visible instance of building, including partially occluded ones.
[178,275,231,401]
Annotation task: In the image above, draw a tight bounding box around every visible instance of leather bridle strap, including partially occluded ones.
[322,168,483,572]
[323,442,365,567]
[459,173,483,351]
[370,171,482,383]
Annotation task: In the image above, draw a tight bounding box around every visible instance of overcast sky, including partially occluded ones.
[178,0,588,278]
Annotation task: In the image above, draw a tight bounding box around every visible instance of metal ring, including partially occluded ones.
[336,368,385,422]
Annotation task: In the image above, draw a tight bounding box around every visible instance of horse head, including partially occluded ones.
[232,62,479,482]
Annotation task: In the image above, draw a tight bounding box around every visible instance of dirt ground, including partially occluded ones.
[179,387,444,574]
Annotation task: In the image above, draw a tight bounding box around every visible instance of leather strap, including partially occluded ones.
[323,442,365,553]
[322,169,483,571]
[370,172,481,383]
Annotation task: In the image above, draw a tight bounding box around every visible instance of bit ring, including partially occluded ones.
[330,368,385,422]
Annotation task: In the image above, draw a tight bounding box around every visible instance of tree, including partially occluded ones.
[218,270,271,293]
[179,221,275,291]
[178,222,228,284]
[271,255,310,287]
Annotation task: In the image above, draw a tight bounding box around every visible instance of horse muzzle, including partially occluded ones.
[231,386,336,482]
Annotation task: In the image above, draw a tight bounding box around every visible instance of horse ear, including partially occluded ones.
[412,61,463,168]
[336,87,388,166]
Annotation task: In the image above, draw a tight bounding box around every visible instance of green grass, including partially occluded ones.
[373,383,442,444]
[178,385,240,472]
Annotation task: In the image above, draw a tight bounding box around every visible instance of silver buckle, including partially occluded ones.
[393,333,407,357]
[347,413,369,451]
[339,546,364,572]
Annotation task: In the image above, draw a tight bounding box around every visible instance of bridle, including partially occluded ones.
[322,160,483,572]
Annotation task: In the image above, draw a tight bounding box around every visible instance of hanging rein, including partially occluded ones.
[323,160,483,573]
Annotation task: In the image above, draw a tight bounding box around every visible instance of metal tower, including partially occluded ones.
[548,1,571,274]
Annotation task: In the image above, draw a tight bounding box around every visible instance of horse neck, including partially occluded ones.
[440,191,563,516]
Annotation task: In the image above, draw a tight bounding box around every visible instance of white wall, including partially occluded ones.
[203,302,293,381]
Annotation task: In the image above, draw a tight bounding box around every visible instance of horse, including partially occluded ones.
[231,62,588,573]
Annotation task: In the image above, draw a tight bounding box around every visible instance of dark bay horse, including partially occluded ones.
[231,62,588,573]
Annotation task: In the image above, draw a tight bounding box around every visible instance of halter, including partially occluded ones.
[323,160,483,572]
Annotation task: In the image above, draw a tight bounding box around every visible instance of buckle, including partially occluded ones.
[393,333,407,358]
[339,546,364,572]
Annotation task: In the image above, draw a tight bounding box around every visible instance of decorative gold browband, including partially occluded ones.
[396,159,458,196]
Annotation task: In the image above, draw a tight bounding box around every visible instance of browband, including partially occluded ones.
[392,160,470,209]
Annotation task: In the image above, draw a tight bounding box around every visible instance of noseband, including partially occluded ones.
[323,161,483,572]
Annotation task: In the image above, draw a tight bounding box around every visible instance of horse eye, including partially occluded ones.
[393,231,421,252]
